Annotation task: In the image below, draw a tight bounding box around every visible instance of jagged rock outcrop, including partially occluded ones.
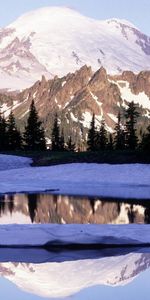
[0,66,150,143]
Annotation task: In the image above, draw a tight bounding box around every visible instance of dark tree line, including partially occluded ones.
[87,101,148,152]
[0,100,46,151]
[0,111,22,151]
[1,99,150,153]
[51,114,75,151]
[0,100,76,152]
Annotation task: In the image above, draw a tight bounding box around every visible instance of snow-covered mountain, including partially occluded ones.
[1,253,150,298]
[0,6,150,90]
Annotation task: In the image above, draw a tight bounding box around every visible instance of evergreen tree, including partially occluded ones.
[107,133,114,150]
[141,125,150,152]
[87,114,97,151]
[51,114,60,151]
[24,100,46,150]
[67,136,76,152]
[59,130,65,151]
[114,112,126,150]
[96,119,108,150]
[7,111,22,150]
[0,114,7,151]
[125,101,139,150]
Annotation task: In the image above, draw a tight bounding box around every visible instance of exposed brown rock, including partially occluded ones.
[0,66,150,143]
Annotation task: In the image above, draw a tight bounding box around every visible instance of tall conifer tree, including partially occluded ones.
[114,112,125,150]
[7,111,22,150]
[67,136,75,152]
[24,100,46,150]
[107,133,114,150]
[87,114,97,151]
[59,130,65,151]
[0,113,7,151]
[51,114,60,151]
[125,101,139,150]
[96,119,108,150]
[141,125,150,152]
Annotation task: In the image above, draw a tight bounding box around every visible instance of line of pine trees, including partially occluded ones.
[87,101,150,152]
[1,99,150,153]
[0,100,75,152]
[0,100,46,151]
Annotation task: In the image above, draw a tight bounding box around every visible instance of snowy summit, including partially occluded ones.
[0,6,150,90]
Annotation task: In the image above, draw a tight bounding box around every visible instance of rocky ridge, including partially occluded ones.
[0,66,150,144]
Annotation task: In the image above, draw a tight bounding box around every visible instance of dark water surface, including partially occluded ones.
[0,193,150,224]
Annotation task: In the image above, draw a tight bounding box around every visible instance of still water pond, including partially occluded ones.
[0,248,150,300]
[0,193,149,224]
[0,193,150,299]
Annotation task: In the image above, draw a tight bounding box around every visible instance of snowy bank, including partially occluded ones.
[0,224,150,247]
[0,154,32,171]
[0,162,150,198]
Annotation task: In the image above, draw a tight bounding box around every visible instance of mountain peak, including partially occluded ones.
[7,6,84,29]
[0,6,150,91]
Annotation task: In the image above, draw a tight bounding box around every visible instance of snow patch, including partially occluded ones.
[81,111,92,128]
[33,91,37,99]
[0,157,150,199]
[0,154,32,171]
[107,113,118,123]
[70,112,78,122]
[62,80,66,87]
[117,81,150,110]
[90,91,102,107]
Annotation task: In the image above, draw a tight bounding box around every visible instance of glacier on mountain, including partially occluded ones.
[0,6,150,90]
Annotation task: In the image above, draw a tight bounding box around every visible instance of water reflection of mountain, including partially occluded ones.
[0,194,150,224]
[1,252,150,298]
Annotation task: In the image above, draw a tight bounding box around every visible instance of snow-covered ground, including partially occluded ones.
[0,156,150,199]
[0,154,32,171]
[0,155,150,248]
[0,224,149,247]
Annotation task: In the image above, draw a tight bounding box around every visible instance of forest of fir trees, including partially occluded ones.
[87,101,150,153]
[0,100,76,152]
[0,99,150,153]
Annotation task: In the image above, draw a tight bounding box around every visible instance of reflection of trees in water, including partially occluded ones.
[89,198,96,214]
[52,195,58,213]
[127,204,136,224]
[0,193,150,225]
[7,195,14,214]
[27,194,38,223]
[117,202,121,214]
[144,206,150,224]
[0,195,14,216]
[0,195,5,215]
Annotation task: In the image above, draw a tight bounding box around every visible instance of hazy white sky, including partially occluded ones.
[0,0,149,35]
